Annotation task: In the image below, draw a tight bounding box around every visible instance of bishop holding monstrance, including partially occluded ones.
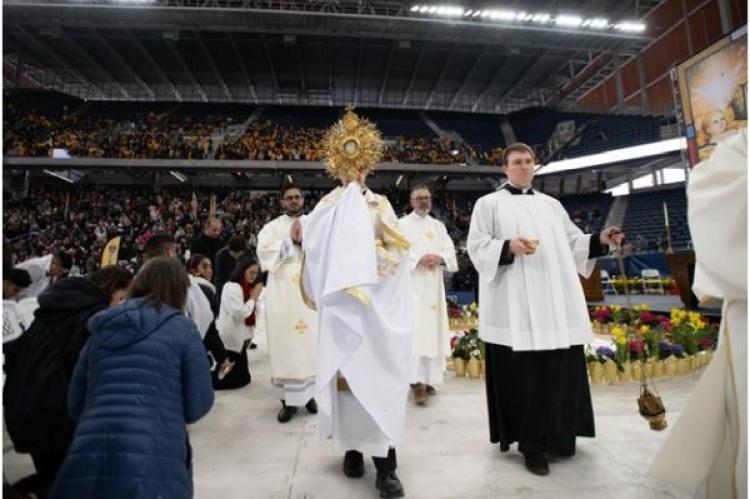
[467,142,625,476]
[300,109,412,498]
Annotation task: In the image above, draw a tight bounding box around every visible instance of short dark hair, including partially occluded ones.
[129,257,190,311]
[410,184,432,196]
[203,217,221,229]
[5,268,31,288]
[186,253,210,274]
[227,236,247,253]
[281,185,302,198]
[88,265,133,302]
[143,234,176,260]
[229,256,260,284]
[502,143,536,166]
[55,251,74,270]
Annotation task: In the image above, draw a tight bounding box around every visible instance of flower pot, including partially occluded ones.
[480,359,486,377]
[689,355,700,371]
[653,359,665,378]
[618,362,633,382]
[631,361,642,381]
[643,359,655,378]
[603,359,618,384]
[705,351,714,366]
[592,321,603,334]
[453,358,466,377]
[467,358,481,378]
[664,356,677,377]
[677,357,690,375]
[602,323,611,335]
[588,362,604,384]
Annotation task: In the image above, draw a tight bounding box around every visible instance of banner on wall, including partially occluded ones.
[677,27,747,166]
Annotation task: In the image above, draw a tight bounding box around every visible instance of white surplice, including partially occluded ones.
[399,212,458,384]
[257,214,318,406]
[301,183,412,457]
[467,189,596,351]
[650,132,747,499]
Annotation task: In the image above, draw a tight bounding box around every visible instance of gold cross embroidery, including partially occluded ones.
[425,230,436,241]
[291,273,301,285]
[294,320,308,335]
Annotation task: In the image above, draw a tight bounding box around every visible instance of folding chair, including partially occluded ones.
[601,269,618,295]
[641,269,664,294]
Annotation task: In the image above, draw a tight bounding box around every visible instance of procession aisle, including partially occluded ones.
[4,331,695,498]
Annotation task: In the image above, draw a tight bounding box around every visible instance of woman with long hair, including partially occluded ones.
[186,254,232,384]
[49,257,214,499]
[215,256,264,389]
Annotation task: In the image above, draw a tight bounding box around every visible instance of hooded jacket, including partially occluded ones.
[4,277,110,454]
[48,298,214,499]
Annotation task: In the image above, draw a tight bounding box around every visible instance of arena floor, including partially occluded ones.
[4,331,700,499]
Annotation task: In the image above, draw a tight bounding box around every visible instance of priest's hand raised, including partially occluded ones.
[291,219,303,245]
[510,237,536,256]
[600,226,625,246]
[418,254,443,269]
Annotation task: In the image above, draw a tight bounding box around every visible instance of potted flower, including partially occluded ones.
[451,334,468,377]
[611,325,631,382]
[585,345,604,384]
[597,346,618,384]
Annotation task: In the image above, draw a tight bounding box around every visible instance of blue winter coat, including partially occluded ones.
[49,298,214,499]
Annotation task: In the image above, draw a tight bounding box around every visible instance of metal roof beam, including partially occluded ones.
[229,34,258,102]
[401,48,424,107]
[378,40,396,106]
[65,34,131,99]
[425,44,457,109]
[97,31,155,99]
[194,31,232,101]
[165,38,208,102]
[353,38,364,105]
[448,49,485,110]
[129,33,182,101]
[260,34,281,102]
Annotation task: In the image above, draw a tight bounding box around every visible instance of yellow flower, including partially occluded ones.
[639,325,650,335]
[469,302,478,312]
[639,304,650,311]
[613,305,622,312]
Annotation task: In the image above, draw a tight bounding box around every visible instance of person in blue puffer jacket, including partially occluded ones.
[49,257,215,499]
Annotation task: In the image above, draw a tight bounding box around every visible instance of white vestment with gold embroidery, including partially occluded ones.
[258,214,318,389]
[301,183,413,457]
[399,212,458,361]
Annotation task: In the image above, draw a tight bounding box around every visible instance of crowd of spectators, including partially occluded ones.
[3,104,503,166]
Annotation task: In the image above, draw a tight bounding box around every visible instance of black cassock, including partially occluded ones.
[484,343,594,456]
[482,184,606,456]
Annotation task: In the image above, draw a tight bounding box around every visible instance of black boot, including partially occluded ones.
[343,450,364,478]
[305,398,318,414]
[373,448,404,498]
[277,401,297,423]
[523,452,550,476]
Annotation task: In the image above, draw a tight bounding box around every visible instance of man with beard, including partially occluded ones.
[257,185,319,422]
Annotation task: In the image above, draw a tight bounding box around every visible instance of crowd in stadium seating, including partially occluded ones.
[3,107,500,165]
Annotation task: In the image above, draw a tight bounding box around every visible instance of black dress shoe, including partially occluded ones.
[305,398,318,414]
[343,450,364,478]
[523,453,550,476]
[375,470,405,498]
[277,402,297,423]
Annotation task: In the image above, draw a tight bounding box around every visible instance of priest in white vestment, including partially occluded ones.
[467,142,624,476]
[399,184,458,405]
[650,132,747,499]
[300,110,411,499]
[257,185,319,423]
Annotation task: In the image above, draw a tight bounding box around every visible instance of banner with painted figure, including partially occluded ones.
[101,236,121,267]
[677,28,747,166]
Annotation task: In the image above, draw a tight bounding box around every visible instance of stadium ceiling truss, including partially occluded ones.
[4,0,660,113]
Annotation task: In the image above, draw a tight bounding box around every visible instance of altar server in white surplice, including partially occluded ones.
[399,184,458,406]
[300,110,411,499]
[650,132,747,499]
[257,185,318,424]
[467,142,624,477]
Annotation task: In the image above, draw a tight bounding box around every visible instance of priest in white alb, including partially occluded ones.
[650,131,747,499]
[300,110,412,499]
[399,184,458,405]
[257,185,318,424]
[467,142,624,476]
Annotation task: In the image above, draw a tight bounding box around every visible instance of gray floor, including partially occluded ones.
[4,331,700,499]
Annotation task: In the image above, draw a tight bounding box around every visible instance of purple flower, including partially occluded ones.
[596,346,615,359]
[671,344,685,357]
